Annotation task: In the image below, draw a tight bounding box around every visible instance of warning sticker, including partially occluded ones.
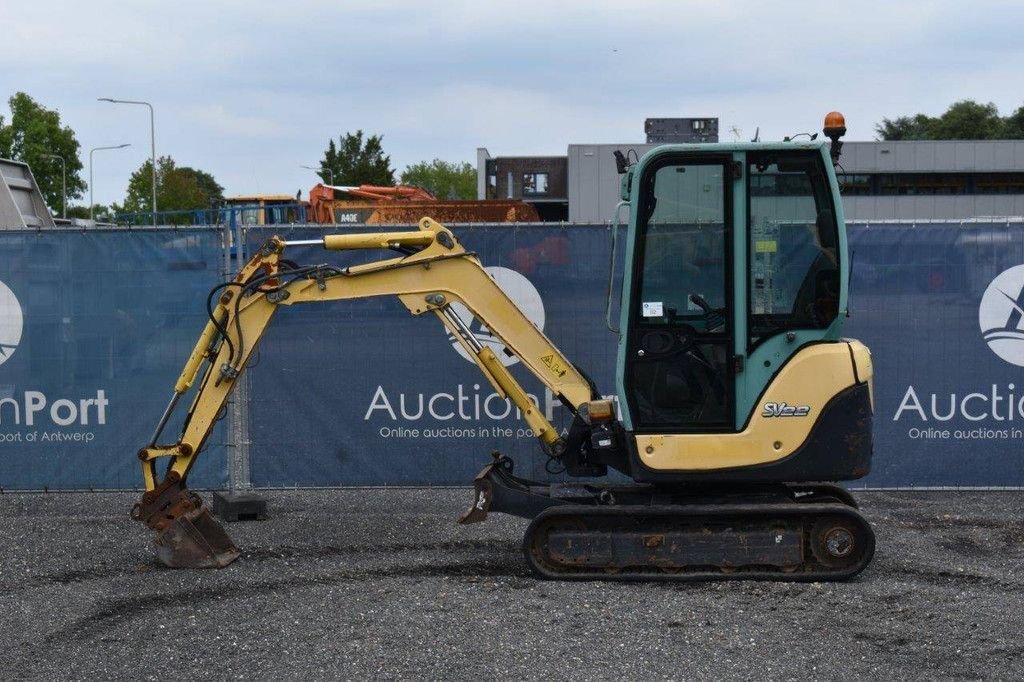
[755,240,778,253]
[540,354,568,378]
[642,301,663,317]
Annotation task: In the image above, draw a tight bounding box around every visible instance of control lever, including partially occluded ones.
[688,293,713,314]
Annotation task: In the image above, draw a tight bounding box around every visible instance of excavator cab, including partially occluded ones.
[618,144,848,448]
[615,139,873,485]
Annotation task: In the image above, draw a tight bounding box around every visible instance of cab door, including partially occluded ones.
[621,154,737,433]
[738,150,843,424]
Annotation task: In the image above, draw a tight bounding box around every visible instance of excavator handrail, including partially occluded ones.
[606,200,630,334]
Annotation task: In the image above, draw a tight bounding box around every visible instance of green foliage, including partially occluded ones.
[320,131,395,186]
[874,114,933,141]
[179,166,224,204]
[121,156,223,223]
[400,159,476,199]
[67,204,117,222]
[0,92,86,213]
[930,101,1004,139]
[1004,105,1024,140]
[875,100,1018,140]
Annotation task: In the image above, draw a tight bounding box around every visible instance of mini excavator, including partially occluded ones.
[134,112,876,580]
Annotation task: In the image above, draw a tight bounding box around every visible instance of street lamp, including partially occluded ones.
[41,153,66,219]
[301,164,334,185]
[89,144,131,221]
[98,98,156,226]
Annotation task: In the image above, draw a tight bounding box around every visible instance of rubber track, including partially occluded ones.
[523,503,875,582]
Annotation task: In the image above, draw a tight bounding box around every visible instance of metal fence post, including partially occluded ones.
[222,223,253,491]
[228,375,252,491]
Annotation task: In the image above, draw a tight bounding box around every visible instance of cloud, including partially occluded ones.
[184,105,283,137]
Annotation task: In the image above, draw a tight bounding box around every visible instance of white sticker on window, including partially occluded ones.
[642,301,663,317]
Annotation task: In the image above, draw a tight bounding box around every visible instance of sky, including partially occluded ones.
[2,0,1023,207]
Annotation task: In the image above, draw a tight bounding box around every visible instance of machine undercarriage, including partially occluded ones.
[461,453,874,580]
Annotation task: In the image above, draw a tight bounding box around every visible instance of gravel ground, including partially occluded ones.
[1,489,1022,680]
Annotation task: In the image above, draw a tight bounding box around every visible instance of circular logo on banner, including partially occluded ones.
[448,267,545,367]
[980,265,1024,367]
[0,279,23,366]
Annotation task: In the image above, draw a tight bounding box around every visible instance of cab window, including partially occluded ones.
[627,158,733,429]
[636,162,727,333]
[748,152,839,347]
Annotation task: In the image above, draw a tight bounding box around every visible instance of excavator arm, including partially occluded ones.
[133,218,612,567]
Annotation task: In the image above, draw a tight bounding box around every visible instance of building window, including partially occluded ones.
[837,174,875,196]
[485,160,497,199]
[975,173,1024,195]
[838,172,1024,197]
[522,172,549,196]
[878,174,967,196]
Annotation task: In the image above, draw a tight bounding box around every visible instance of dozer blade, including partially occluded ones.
[154,505,240,569]
[459,457,500,524]
[459,452,569,524]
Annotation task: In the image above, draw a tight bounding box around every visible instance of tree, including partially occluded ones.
[320,131,395,187]
[400,159,476,199]
[875,99,1014,140]
[874,114,934,141]
[179,166,224,204]
[67,204,117,222]
[1003,105,1024,140]
[121,156,223,222]
[0,92,86,214]
[930,100,1004,139]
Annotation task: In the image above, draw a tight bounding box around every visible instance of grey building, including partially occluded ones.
[476,149,568,221]
[835,140,1024,220]
[478,140,1024,223]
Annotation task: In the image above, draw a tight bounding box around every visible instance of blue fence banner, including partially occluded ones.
[846,221,1024,487]
[242,224,621,486]
[0,229,228,489]
[4,220,1024,489]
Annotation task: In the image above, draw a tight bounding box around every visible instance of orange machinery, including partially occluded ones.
[307,183,540,224]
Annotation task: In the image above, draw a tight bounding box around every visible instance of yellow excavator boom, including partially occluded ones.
[132,218,603,567]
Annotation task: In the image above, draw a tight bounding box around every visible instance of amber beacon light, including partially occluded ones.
[823,111,847,164]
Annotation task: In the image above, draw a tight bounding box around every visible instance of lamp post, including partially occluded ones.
[301,164,334,185]
[41,153,66,219]
[89,144,130,221]
[98,98,156,226]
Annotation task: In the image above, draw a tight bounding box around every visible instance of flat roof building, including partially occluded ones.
[478,140,1024,223]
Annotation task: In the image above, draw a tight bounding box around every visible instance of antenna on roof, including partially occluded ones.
[751,127,760,143]
[729,126,742,141]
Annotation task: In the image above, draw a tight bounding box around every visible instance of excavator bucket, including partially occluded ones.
[134,474,241,569]
[154,505,241,569]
